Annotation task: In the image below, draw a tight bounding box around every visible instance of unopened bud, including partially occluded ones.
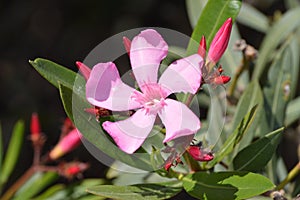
[213,75,231,85]
[123,36,131,56]
[76,61,91,80]
[59,161,89,179]
[186,145,214,162]
[198,36,206,58]
[49,129,83,160]
[208,18,232,64]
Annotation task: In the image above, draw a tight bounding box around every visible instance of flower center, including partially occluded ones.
[132,83,167,115]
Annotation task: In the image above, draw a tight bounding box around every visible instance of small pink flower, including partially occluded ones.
[208,18,232,64]
[49,129,83,160]
[86,29,203,154]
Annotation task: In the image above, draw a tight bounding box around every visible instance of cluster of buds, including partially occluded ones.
[198,18,232,86]
[186,142,214,162]
[29,113,88,179]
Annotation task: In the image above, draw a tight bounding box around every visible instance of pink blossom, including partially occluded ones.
[86,29,203,154]
[208,18,232,64]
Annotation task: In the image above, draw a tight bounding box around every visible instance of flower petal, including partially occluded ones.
[159,54,203,96]
[102,109,156,154]
[130,29,168,90]
[158,99,200,143]
[86,62,141,111]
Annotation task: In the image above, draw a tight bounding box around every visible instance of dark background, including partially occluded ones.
[0,0,290,198]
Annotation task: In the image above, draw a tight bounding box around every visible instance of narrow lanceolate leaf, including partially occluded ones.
[230,81,263,152]
[237,3,269,33]
[87,182,182,200]
[59,83,77,122]
[0,120,25,186]
[207,105,258,168]
[256,36,298,136]
[233,127,284,171]
[14,172,59,200]
[252,8,300,80]
[186,0,242,55]
[185,0,208,28]
[285,97,300,126]
[29,58,86,98]
[183,171,274,200]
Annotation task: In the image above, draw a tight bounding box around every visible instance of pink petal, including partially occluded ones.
[102,109,156,154]
[130,29,168,90]
[158,99,200,143]
[159,54,203,96]
[86,62,141,111]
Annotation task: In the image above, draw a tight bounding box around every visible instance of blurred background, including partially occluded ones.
[0,0,292,195]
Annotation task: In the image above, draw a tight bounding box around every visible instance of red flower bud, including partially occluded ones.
[59,162,89,179]
[30,113,41,137]
[213,75,231,85]
[198,36,206,58]
[164,161,173,171]
[123,36,131,56]
[208,18,232,64]
[49,129,83,160]
[76,61,91,80]
[186,145,214,162]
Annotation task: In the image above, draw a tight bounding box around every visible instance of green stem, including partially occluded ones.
[228,56,249,97]
[276,161,300,190]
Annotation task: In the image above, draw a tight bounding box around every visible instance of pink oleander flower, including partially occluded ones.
[86,29,204,154]
[207,18,232,64]
[49,128,83,160]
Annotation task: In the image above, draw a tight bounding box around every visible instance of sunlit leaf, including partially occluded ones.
[87,182,182,200]
[237,3,269,33]
[252,8,300,80]
[233,127,284,171]
[183,171,274,200]
[186,0,242,55]
[207,105,258,168]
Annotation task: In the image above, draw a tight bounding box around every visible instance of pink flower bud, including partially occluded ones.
[123,36,131,56]
[59,161,89,179]
[49,129,83,160]
[198,36,206,58]
[213,75,231,85]
[30,113,41,137]
[164,161,173,171]
[208,18,232,64]
[76,61,91,80]
[186,145,214,162]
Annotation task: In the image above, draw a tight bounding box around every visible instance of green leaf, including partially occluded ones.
[284,0,300,9]
[233,127,284,171]
[14,172,59,200]
[0,120,25,186]
[87,182,182,200]
[29,58,86,98]
[185,0,207,28]
[30,58,76,89]
[186,0,242,55]
[34,179,106,200]
[237,3,269,33]
[207,105,258,168]
[230,81,263,152]
[59,83,75,121]
[257,36,298,136]
[285,97,300,126]
[183,171,274,200]
[252,8,300,80]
